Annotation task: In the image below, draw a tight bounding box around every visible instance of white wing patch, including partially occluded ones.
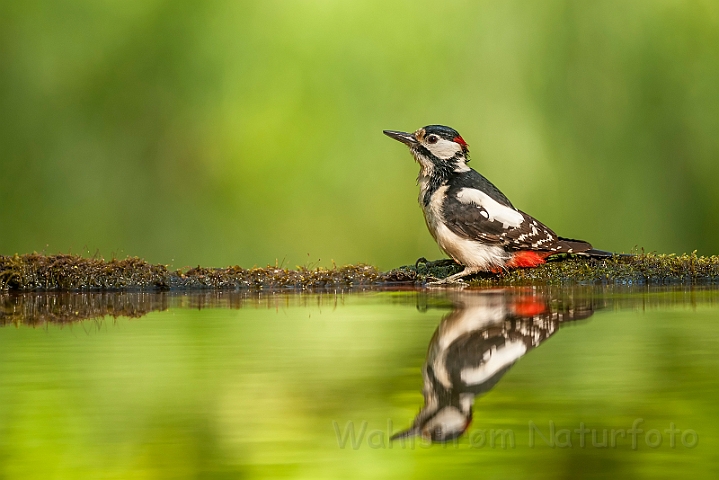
[460,340,527,385]
[456,188,524,228]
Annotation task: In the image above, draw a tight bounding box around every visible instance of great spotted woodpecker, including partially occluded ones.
[384,125,612,283]
[390,290,594,443]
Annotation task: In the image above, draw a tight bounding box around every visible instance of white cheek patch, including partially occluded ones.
[423,407,467,437]
[426,138,462,159]
[456,188,524,228]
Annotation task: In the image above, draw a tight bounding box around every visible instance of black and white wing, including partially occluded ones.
[441,186,588,252]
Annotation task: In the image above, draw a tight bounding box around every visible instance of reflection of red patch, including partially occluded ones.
[513,298,547,317]
[464,417,472,432]
[506,251,550,268]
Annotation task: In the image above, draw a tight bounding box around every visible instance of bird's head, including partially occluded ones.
[383,125,470,175]
[390,403,473,444]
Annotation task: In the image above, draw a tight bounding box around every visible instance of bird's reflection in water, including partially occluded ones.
[391,289,595,443]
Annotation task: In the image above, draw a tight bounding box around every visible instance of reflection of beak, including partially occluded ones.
[383,130,419,146]
[390,426,420,441]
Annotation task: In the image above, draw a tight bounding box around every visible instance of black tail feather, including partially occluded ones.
[581,248,614,258]
[557,237,633,258]
[555,237,593,254]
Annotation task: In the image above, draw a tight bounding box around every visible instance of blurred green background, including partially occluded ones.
[1,0,718,269]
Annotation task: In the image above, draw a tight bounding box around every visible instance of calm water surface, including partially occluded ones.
[1,287,718,479]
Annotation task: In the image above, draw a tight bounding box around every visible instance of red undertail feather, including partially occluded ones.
[506,251,552,269]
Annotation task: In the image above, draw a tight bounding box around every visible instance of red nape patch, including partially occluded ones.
[453,136,468,149]
[506,251,551,269]
[512,298,547,317]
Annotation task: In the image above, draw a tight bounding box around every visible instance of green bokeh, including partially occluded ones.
[1,1,718,269]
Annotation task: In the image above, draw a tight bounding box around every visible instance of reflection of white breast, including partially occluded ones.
[431,297,508,389]
[460,340,527,386]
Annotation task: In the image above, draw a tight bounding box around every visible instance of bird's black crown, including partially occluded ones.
[423,125,462,141]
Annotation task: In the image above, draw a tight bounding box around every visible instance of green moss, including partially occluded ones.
[399,252,719,286]
[0,253,385,291]
[1,252,719,292]
[0,254,170,291]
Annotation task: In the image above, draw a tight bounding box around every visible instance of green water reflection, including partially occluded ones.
[0,288,718,478]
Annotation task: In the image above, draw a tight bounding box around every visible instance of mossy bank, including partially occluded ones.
[1,252,719,291]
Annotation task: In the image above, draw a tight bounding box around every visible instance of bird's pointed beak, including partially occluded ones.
[390,426,420,441]
[383,130,418,146]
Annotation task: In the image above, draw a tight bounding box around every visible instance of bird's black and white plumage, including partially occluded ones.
[390,290,594,443]
[384,125,610,283]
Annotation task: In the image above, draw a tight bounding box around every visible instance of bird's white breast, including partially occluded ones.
[419,178,507,270]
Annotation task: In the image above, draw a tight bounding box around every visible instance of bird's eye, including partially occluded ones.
[427,135,438,144]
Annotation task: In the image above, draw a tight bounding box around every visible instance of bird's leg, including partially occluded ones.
[425,266,483,286]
